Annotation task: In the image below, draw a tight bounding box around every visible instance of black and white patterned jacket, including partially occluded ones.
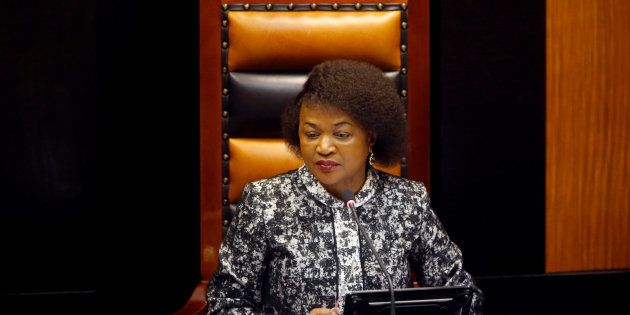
[207,165,483,314]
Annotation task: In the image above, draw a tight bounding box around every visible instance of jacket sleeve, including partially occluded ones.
[206,184,268,315]
[409,183,484,314]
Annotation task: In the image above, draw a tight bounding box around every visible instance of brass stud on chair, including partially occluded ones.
[401,157,407,164]
[401,3,407,11]
[377,3,384,10]
[223,154,229,161]
[223,220,229,227]
[310,3,317,10]
[288,3,294,10]
[222,133,229,140]
[222,88,229,96]
[401,44,407,52]
[266,3,272,10]
[221,3,228,11]
[401,67,407,75]
[223,199,228,206]
[402,21,408,29]
[222,111,228,118]
[332,3,339,10]
[222,20,228,27]
[355,3,362,10]
[222,67,228,74]
[401,89,408,97]
[222,41,228,49]
[223,177,229,184]
[243,3,250,10]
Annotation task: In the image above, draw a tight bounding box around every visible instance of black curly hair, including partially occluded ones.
[281,59,407,166]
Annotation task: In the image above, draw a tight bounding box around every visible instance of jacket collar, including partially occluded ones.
[297,165,378,208]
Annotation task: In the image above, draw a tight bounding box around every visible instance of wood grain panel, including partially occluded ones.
[546,0,630,272]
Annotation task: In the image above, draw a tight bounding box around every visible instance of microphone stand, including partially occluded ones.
[343,190,396,315]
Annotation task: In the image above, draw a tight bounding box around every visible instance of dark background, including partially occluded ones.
[429,0,546,277]
[1,0,199,313]
[1,0,625,314]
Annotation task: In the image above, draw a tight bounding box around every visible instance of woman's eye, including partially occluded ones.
[305,132,319,138]
[335,132,350,139]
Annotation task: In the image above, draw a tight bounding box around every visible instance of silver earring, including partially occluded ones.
[369,149,375,166]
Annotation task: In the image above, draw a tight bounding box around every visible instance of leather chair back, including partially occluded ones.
[220,3,409,235]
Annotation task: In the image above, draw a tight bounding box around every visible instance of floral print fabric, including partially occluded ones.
[207,165,483,314]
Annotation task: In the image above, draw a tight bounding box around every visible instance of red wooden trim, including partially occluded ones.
[200,0,222,280]
[173,281,209,315]
[407,0,430,187]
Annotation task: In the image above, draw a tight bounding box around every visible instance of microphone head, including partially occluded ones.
[342,189,355,204]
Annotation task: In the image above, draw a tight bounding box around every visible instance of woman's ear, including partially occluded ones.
[367,133,376,147]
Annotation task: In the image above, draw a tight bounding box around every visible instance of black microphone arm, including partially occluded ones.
[342,189,396,315]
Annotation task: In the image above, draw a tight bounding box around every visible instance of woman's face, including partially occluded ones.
[298,103,372,199]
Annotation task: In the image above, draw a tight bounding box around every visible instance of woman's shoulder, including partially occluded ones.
[243,168,300,195]
[374,168,427,193]
[372,169,431,212]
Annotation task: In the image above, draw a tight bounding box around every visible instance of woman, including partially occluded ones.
[206,60,483,314]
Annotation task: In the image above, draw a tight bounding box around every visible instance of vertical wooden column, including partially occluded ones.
[408,0,430,185]
[199,0,222,280]
[546,0,630,272]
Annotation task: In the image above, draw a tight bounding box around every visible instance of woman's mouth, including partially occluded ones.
[315,160,339,172]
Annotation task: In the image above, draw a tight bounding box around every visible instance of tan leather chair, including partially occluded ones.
[176,1,429,314]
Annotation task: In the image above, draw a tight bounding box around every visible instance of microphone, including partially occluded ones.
[342,189,396,315]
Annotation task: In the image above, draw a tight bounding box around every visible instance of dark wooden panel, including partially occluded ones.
[97,1,201,312]
[430,0,546,276]
[476,271,630,314]
[0,0,97,296]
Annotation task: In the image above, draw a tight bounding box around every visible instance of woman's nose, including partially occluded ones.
[316,135,335,155]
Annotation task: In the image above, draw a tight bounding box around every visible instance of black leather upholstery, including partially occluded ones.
[228,72,307,137]
[227,71,401,138]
